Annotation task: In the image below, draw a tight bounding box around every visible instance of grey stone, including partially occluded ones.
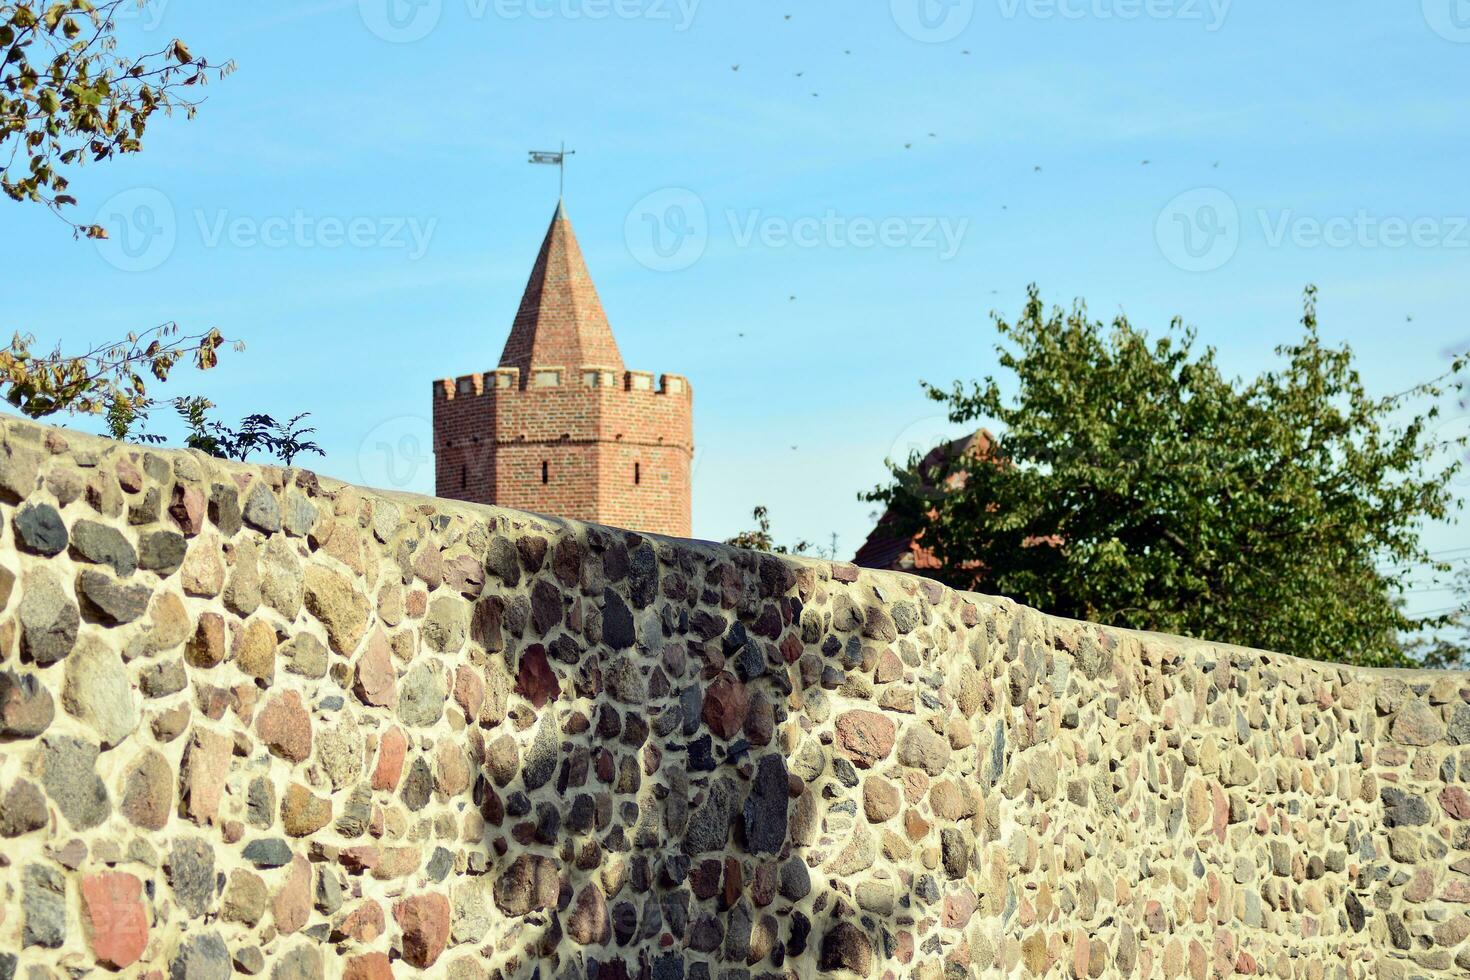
[76,568,151,625]
[424,595,470,654]
[209,484,242,536]
[33,735,109,830]
[0,779,47,836]
[1447,705,1470,746]
[61,636,138,748]
[242,838,294,868]
[169,932,231,980]
[167,836,217,918]
[531,579,562,634]
[138,530,188,575]
[19,570,79,665]
[427,846,454,882]
[742,755,788,854]
[22,864,65,948]
[683,777,738,855]
[603,588,635,649]
[522,711,559,791]
[13,504,66,557]
[140,658,188,698]
[281,633,328,678]
[629,542,657,608]
[1382,787,1431,827]
[269,944,322,980]
[778,857,811,901]
[401,757,433,811]
[243,484,282,533]
[282,493,317,537]
[397,662,445,727]
[69,520,137,576]
[315,868,342,915]
[486,536,520,586]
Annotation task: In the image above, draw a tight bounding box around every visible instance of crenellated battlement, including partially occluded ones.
[433,367,692,401]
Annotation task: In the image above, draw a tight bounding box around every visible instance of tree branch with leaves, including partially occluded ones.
[2,0,235,236]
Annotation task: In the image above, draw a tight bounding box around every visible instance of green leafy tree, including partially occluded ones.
[865,286,1467,668]
[2,0,233,235]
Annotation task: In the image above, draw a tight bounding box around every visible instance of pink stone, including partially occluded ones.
[81,872,147,969]
[835,710,897,768]
[1441,786,1470,820]
[337,899,386,942]
[353,630,397,708]
[453,665,485,719]
[272,855,313,935]
[169,484,206,536]
[181,727,232,825]
[257,690,312,763]
[373,726,408,791]
[942,888,978,928]
[702,672,749,741]
[393,893,451,969]
[515,645,560,709]
[343,952,394,980]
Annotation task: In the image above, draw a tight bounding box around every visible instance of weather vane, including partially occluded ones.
[528,142,575,198]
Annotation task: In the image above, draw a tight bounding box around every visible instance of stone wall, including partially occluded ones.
[0,415,1465,979]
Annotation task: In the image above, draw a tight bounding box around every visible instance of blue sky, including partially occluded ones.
[7,0,1470,612]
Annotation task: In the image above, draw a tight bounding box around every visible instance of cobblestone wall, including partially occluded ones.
[0,415,1465,979]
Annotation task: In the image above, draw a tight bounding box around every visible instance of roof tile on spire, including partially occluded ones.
[499,201,624,377]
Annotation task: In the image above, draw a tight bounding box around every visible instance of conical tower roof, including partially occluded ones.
[498,201,624,376]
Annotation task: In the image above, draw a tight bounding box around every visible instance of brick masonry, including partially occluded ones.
[432,203,694,539]
[0,416,1468,977]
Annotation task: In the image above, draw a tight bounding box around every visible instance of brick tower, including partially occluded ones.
[432,202,694,537]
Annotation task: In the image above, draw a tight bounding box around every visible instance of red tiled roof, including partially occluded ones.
[499,201,625,377]
[853,429,996,577]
